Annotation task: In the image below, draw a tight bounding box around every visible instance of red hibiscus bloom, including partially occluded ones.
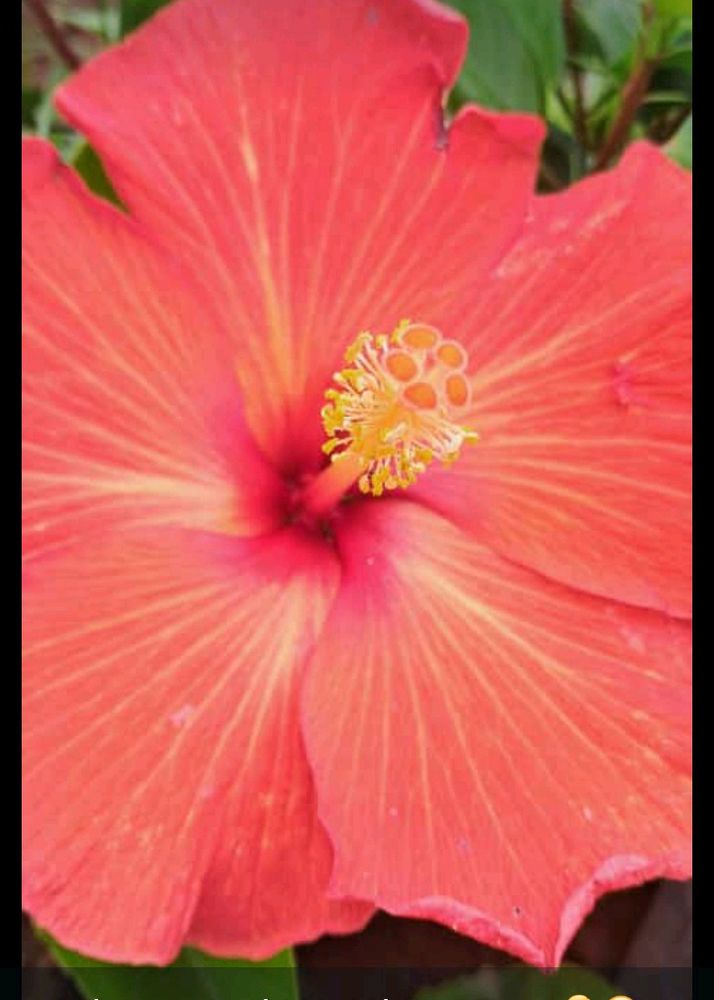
[22,0,691,970]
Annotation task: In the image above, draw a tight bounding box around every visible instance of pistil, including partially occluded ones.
[300,450,365,518]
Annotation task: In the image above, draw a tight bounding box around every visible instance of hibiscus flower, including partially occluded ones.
[22,0,691,970]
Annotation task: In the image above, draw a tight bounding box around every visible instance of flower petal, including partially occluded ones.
[23,138,283,561]
[414,144,691,617]
[55,0,543,463]
[302,500,690,966]
[24,524,371,963]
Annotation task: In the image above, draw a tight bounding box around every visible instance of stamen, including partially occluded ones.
[319,321,478,498]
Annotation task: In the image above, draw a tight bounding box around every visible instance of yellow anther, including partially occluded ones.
[320,321,478,497]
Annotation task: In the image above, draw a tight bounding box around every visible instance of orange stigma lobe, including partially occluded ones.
[320,320,478,497]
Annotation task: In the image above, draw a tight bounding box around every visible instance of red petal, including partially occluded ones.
[55,0,543,464]
[302,500,690,966]
[23,143,373,954]
[23,138,283,565]
[414,145,691,617]
[24,524,371,962]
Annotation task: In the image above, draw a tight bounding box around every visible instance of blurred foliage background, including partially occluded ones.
[22,0,691,198]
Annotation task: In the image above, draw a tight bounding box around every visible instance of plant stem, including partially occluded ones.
[562,0,590,150]
[593,58,656,170]
[594,1,658,171]
[24,0,81,72]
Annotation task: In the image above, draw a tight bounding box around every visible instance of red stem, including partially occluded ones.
[25,0,81,72]
[593,58,657,171]
[594,1,659,171]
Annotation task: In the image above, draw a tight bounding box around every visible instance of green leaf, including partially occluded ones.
[121,0,172,36]
[653,14,691,71]
[57,7,121,42]
[573,0,642,67]
[22,87,42,129]
[501,967,623,1000]
[642,88,692,104]
[538,121,588,188]
[654,0,692,17]
[665,112,692,169]
[32,66,68,139]
[71,143,123,207]
[414,970,495,1000]
[415,965,619,1000]
[447,0,565,113]
[659,43,692,72]
[40,930,299,1000]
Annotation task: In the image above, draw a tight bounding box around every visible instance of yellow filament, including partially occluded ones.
[320,321,478,497]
